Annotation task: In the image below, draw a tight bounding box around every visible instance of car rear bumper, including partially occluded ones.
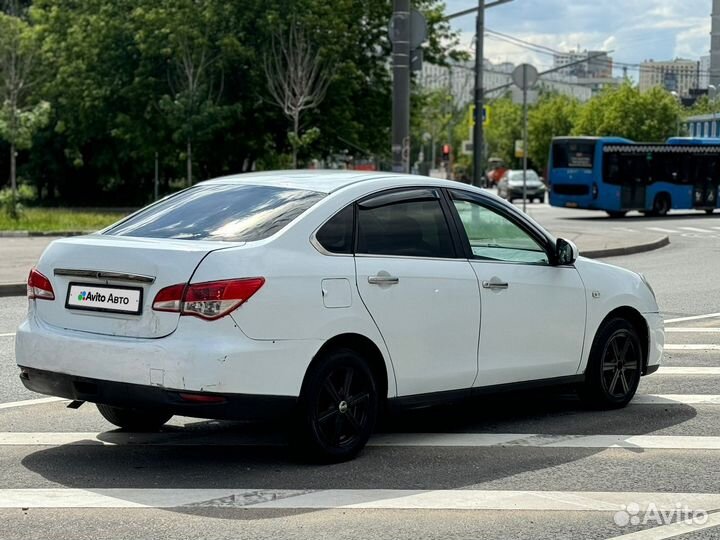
[15,313,322,398]
[18,366,296,420]
[508,187,546,198]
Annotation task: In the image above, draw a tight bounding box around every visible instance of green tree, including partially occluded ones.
[573,83,682,142]
[528,93,580,172]
[0,3,48,207]
[484,96,522,167]
[412,87,454,167]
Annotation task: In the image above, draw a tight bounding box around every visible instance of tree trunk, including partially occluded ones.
[292,113,299,169]
[187,140,192,186]
[10,143,17,198]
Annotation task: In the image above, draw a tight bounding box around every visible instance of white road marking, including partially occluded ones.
[679,227,712,233]
[646,227,679,234]
[1,488,720,511]
[0,332,15,338]
[665,328,720,333]
[665,313,720,324]
[664,344,720,350]
[7,429,720,448]
[657,367,720,375]
[632,394,720,405]
[0,397,66,410]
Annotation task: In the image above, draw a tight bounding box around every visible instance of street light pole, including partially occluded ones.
[472,1,485,187]
[391,0,411,173]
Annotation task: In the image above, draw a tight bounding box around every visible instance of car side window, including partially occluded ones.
[316,205,353,254]
[357,190,455,258]
[452,199,549,264]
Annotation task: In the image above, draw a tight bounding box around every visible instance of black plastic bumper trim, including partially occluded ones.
[18,366,297,421]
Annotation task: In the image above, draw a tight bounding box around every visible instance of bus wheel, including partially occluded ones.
[651,194,670,217]
[706,209,715,215]
[606,211,627,218]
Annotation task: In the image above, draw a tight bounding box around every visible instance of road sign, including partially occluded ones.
[389,9,427,49]
[515,139,524,158]
[512,63,539,90]
[469,105,490,128]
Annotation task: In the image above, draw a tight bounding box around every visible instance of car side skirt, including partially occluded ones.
[388,374,586,412]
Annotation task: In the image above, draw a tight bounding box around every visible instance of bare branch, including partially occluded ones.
[263,18,332,167]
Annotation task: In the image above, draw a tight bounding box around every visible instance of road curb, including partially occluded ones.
[0,283,26,298]
[580,235,670,259]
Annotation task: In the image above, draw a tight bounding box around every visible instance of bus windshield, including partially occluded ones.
[552,140,595,169]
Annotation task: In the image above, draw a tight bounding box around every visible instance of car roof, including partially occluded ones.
[201,170,469,194]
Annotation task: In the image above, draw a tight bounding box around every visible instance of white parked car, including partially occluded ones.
[16,171,664,461]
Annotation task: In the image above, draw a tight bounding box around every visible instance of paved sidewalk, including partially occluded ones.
[0,229,669,296]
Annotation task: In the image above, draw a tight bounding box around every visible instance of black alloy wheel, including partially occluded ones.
[579,318,642,409]
[600,329,641,400]
[292,348,378,462]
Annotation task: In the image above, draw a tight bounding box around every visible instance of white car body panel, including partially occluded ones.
[32,235,236,338]
[15,171,664,413]
[355,256,480,396]
[471,262,587,386]
[15,308,322,396]
[573,257,663,373]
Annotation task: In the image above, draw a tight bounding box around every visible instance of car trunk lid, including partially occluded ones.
[33,235,238,338]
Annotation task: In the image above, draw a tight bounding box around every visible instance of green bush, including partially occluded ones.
[0,184,37,220]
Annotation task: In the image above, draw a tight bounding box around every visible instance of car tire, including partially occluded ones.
[291,348,378,463]
[96,403,173,431]
[578,318,642,409]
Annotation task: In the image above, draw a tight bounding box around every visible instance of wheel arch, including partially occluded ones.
[302,333,391,403]
[593,306,650,374]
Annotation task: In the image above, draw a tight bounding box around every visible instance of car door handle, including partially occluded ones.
[368,275,400,285]
[482,280,509,290]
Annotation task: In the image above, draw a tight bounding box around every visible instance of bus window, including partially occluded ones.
[552,141,595,169]
[603,153,622,184]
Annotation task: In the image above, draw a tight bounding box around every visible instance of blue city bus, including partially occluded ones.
[548,136,720,217]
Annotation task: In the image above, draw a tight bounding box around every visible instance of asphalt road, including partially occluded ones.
[1,205,720,539]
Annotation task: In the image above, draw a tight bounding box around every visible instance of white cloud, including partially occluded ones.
[443,0,713,66]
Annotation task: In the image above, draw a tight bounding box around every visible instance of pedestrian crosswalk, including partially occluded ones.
[613,225,720,235]
[1,314,719,538]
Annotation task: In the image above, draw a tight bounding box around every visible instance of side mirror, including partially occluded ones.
[556,238,579,265]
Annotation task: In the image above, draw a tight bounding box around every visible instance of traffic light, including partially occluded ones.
[442,144,451,161]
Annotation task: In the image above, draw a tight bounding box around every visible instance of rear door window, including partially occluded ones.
[356,189,455,258]
[104,184,325,242]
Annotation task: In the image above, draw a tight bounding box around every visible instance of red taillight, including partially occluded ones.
[151,283,186,313]
[152,278,265,320]
[27,268,55,300]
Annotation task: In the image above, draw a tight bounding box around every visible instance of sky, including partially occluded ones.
[444,0,713,75]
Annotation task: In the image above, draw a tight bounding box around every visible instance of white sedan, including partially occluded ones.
[16,171,663,462]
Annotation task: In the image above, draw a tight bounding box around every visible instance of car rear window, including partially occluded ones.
[103,183,325,242]
[509,171,539,180]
